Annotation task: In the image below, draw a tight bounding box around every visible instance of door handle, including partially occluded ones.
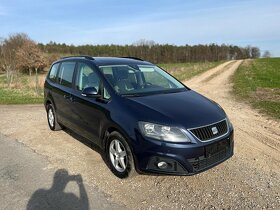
[63,95,70,99]
[63,95,74,102]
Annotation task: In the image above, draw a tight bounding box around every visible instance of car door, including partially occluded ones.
[53,61,76,128]
[70,62,110,145]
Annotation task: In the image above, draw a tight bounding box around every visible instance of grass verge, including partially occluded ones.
[0,89,43,104]
[233,58,280,119]
[0,73,45,104]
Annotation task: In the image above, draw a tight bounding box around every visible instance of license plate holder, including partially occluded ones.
[205,139,229,157]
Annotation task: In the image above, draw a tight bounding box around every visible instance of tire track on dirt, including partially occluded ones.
[201,60,236,83]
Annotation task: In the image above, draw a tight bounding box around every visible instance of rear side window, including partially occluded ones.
[48,63,59,82]
[58,62,76,88]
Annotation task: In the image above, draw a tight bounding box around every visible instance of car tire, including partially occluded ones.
[106,131,137,179]
[46,103,62,131]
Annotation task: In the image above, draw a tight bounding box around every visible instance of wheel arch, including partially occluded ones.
[44,94,56,112]
[101,124,139,172]
[101,125,131,149]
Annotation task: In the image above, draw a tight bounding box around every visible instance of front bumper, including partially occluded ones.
[133,130,234,175]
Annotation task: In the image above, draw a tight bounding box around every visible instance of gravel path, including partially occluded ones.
[0,60,279,209]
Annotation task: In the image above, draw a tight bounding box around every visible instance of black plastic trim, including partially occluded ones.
[120,56,144,61]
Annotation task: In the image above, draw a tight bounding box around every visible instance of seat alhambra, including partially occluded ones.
[44,56,234,178]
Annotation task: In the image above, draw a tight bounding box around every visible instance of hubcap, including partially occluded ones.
[109,139,127,172]
[48,108,54,127]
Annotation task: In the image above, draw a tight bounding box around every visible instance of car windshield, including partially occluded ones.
[99,65,186,96]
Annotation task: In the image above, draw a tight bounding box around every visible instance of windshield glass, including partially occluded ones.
[99,65,185,96]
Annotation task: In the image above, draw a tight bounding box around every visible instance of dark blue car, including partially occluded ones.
[44,56,234,178]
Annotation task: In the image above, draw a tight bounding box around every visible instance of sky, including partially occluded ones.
[0,0,279,56]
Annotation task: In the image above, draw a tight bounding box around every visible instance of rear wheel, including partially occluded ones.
[106,131,137,178]
[46,103,62,131]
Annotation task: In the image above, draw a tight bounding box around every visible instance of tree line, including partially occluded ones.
[38,39,261,63]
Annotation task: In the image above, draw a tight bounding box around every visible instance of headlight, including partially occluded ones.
[138,122,191,143]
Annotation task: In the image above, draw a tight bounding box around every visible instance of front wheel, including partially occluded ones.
[46,103,62,131]
[106,131,137,179]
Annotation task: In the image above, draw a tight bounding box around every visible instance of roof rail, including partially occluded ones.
[121,56,144,61]
[61,55,94,60]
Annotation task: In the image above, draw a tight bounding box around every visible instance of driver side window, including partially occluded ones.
[75,63,100,92]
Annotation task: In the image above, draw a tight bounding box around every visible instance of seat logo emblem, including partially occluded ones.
[211,127,218,135]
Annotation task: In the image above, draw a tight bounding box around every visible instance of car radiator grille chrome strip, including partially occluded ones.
[188,119,228,142]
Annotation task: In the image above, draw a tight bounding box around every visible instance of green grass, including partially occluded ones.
[0,73,44,104]
[159,61,224,81]
[233,58,280,119]
[0,88,43,104]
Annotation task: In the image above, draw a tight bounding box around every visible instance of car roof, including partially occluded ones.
[57,56,152,66]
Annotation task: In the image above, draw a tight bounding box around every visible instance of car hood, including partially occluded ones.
[125,90,226,129]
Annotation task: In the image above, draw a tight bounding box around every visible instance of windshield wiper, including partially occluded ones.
[162,88,186,94]
[121,93,145,97]
[122,89,186,97]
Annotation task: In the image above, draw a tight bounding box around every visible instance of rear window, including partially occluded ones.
[58,62,76,88]
[48,63,59,82]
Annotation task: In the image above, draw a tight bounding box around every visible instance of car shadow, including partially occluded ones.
[26,169,89,210]
[63,128,113,171]
[63,128,106,160]
[63,128,102,153]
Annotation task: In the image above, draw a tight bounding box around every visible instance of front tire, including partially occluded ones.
[46,103,62,131]
[106,131,137,179]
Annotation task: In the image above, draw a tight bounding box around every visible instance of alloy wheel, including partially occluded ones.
[109,139,127,172]
[48,108,55,128]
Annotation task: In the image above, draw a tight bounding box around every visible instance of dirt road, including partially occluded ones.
[0,60,279,209]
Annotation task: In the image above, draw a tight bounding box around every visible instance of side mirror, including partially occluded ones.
[81,87,99,97]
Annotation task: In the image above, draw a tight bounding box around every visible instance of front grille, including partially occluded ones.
[188,138,232,171]
[189,119,228,141]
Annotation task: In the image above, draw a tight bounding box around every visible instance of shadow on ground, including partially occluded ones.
[26,169,89,210]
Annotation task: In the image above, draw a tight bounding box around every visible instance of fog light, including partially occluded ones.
[157,161,168,169]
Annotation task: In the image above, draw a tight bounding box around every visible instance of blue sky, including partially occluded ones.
[0,0,280,56]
